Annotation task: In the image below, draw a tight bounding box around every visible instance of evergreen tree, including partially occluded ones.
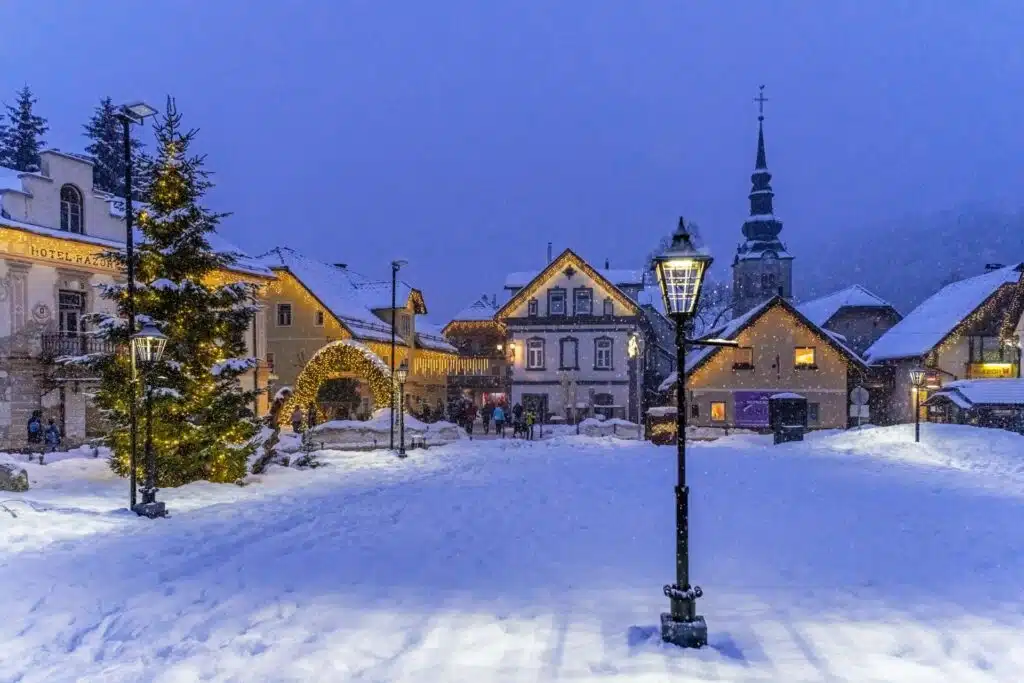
[1,86,48,172]
[87,97,258,486]
[83,97,146,197]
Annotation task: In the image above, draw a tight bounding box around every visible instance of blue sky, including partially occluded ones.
[3,1,1023,318]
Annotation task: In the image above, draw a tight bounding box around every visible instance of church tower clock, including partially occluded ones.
[731,86,794,317]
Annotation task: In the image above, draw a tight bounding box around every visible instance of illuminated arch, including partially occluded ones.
[279,340,392,424]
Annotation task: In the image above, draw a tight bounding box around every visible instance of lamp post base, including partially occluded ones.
[133,501,167,518]
[660,612,708,649]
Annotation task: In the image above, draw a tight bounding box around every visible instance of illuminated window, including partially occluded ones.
[528,299,538,317]
[794,347,816,368]
[314,310,325,326]
[710,401,726,422]
[60,184,83,234]
[526,338,545,369]
[276,303,292,326]
[733,346,753,369]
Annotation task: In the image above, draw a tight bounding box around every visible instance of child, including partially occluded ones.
[525,410,536,441]
[44,419,61,452]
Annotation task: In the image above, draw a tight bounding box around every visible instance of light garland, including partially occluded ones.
[441,320,506,336]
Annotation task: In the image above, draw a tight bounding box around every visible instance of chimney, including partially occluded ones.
[547,242,553,263]
[605,258,610,269]
[985,263,1006,272]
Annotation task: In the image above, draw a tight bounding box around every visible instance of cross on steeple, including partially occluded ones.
[754,85,768,122]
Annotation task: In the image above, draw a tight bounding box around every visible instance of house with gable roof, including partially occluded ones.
[442,294,508,408]
[658,295,867,430]
[865,263,1024,424]
[797,285,902,356]
[495,249,674,423]
[259,247,477,419]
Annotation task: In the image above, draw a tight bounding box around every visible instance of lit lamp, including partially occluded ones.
[131,322,168,518]
[909,367,926,443]
[653,217,735,649]
[116,100,158,512]
[395,359,409,457]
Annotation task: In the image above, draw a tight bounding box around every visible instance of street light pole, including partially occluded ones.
[395,360,409,457]
[131,322,168,518]
[116,101,157,511]
[389,259,407,450]
[910,367,925,443]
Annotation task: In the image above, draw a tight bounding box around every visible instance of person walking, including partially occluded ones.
[481,401,494,435]
[493,403,506,437]
[44,419,61,452]
[27,410,43,444]
[465,401,477,435]
[526,409,536,441]
[290,406,304,434]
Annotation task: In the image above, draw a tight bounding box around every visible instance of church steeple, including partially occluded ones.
[731,85,794,317]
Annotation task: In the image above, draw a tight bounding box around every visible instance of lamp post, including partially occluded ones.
[389,259,408,450]
[628,331,646,425]
[910,367,925,443]
[395,360,409,457]
[115,101,158,510]
[653,217,738,649]
[130,321,168,518]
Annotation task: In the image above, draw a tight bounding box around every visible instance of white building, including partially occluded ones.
[495,249,674,422]
[0,150,270,448]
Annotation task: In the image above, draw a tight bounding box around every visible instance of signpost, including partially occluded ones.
[850,386,869,427]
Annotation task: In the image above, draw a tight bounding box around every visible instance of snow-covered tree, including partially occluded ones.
[83,97,146,196]
[87,97,258,486]
[0,86,48,172]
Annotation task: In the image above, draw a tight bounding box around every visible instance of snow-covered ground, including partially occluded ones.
[1,424,1024,681]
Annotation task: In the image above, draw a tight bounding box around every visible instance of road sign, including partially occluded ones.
[850,386,869,406]
[849,405,870,419]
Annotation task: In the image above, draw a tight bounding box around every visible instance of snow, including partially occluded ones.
[211,357,256,376]
[769,392,805,399]
[414,317,458,352]
[798,284,897,328]
[450,294,500,322]
[4,425,1024,680]
[261,247,410,345]
[927,378,1024,407]
[745,213,782,222]
[866,264,1023,362]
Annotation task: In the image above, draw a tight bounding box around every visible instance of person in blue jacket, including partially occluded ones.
[493,403,506,438]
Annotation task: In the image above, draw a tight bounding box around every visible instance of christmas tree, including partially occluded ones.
[88,97,258,486]
[83,97,146,196]
[1,86,48,172]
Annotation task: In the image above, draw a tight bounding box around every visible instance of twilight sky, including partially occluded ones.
[2,1,1023,319]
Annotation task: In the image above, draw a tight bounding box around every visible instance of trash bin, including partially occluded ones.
[769,392,808,444]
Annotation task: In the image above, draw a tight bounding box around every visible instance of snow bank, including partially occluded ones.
[307,409,465,449]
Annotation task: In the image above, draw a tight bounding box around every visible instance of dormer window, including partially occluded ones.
[548,288,567,316]
[573,288,592,316]
[60,184,83,234]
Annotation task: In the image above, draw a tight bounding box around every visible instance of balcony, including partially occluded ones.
[40,334,119,360]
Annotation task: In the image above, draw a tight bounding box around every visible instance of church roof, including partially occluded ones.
[865,264,1023,363]
[798,285,898,328]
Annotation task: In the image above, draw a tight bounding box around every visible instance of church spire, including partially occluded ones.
[748,85,775,217]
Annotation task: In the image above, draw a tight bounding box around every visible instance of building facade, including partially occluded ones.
[497,250,673,423]
[0,150,270,448]
[442,295,509,408]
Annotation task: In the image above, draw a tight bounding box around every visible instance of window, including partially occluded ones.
[528,299,539,317]
[968,335,1019,364]
[710,401,726,422]
[594,337,613,370]
[266,352,275,372]
[398,315,411,336]
[548,288,567,316]
[60,185,83,234]
[761,272,776,291]
[808,402,820,424]
[559,337,579,369]
[276,303,293,326]
[603,297,614,316]
[526,338,545,369]
[58,290,84,337]
[794,346,816,368]
[315,310,325,326]
[573,288,593,316]
[733,346,754,369]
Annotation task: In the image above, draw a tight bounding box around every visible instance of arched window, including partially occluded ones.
[60,185,83,234]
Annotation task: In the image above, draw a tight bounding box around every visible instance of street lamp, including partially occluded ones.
[130,322,168,518]
[910,367,926,443]
[390,259,408,450]
[395,359,409,457]
[653,217,736,649]
[116,101,158,510]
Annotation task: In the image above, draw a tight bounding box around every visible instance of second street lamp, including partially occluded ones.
[389,259,408,450]
[131,322,169,519]
[395,360,409,457]
[653,217,738,649]
[910,367,926,443]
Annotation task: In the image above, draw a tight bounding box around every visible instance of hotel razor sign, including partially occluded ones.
[27,243,118,270]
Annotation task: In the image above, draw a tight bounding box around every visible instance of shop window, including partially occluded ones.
[710,401,726,422]
[794,347,816,368]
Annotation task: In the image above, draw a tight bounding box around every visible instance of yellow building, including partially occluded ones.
[258,248,484,421]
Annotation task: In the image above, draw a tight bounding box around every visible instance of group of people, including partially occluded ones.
[455,399,538,439]
[26,410,62,451]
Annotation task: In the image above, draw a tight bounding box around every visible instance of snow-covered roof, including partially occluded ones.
[798,285,897,328]
[261,247,409,345]
[415,317,458,353]
[866,265,1023,363]
[926,379,1024,407]
[504,267,644,289]
[636,285,667,316]
[450,294,499,323]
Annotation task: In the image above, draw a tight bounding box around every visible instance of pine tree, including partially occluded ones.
[83,97,146,197]
[1,86,48,172]
[87,97,258,486]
